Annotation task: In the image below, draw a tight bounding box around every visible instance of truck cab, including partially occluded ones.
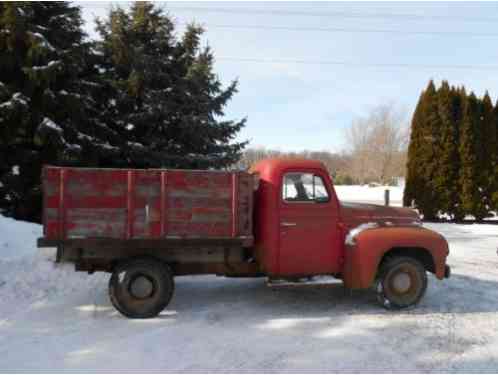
[251,158,450,309]
[251,158,343,277]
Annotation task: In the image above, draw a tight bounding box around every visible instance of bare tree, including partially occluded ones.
[345,103,409,184]
[235,104,408,186]
[345,117,374,184]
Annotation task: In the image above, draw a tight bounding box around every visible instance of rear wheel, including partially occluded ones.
[109,257,174,319]
[375,256,427,309]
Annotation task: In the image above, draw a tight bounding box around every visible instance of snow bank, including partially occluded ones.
[0,215,104,309]
[0,215,41,260]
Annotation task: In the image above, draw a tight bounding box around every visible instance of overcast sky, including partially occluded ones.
[77,1,498,152]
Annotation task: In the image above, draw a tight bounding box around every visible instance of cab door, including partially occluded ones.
[278,170,341,276]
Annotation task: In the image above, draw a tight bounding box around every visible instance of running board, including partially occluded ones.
[267,276,342,287]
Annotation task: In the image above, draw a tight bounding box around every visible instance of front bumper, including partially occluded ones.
[444,265,451,278]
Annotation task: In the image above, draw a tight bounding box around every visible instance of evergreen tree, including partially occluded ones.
[479,92,495,215]
[410,81,441,219]
[448,86,466,220]
[493,101,498,212]
[405,80,498,221]
[432,81,451,216]
[95,2,247,169]
[459,92,488,220]
[433,82,461,219]
[404,89,427,208]
[405,81,440,218]
[0,2,123,222]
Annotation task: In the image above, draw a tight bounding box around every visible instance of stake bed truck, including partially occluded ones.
[38,159,451,318]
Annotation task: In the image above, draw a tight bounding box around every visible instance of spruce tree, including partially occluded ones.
[432,81,455,217]
[448,86,466,220]
[479,92,495,215]
[459,92,488,220]
[95,2,247,169]
[404,89,427,208]
[418,81,441,219]
[406,80,498,220]
[0,2,122,222]
[493,101,498,212]
[405,80,440,219]
[433,82,461,219]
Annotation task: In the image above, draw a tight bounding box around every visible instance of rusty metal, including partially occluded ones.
[38,236,252,249]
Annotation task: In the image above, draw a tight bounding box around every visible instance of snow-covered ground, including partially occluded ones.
[1,191,498,372]
[335,185,403,206]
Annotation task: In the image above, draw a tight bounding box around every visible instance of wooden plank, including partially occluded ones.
[59,169,65,240]
[40,166,254,243]
[232,172,238,237]
[126,171,134,239]
[161,171,167,237]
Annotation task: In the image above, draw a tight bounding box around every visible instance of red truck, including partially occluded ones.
[37,159,450,318]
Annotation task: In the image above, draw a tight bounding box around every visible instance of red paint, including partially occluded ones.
[58,169,65,240]
[250,159,343,276]
[249,158,449,280]
[161,171,167,237]
[231,173,238,238]
[126,171,134,239]
[42,167,253,242]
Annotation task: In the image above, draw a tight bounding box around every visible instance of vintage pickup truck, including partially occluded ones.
[38,158,450,318]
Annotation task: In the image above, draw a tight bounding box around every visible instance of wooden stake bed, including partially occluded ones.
[38,166,255,273]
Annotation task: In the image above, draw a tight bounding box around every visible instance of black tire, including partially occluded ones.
[374,256,427,310]
[109,257,174,319]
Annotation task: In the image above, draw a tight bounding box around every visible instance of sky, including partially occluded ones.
[77,1,498,152]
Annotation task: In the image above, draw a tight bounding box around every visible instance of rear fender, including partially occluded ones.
[343,226,449,289]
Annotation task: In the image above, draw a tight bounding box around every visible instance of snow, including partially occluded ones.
[0,92,29,109]
[77,132,93,141]
[39,117,62,133]
[344,222,379,246]
[76,132,119,151]
[31,60,60,71]
[28,32,55,52]
[90,48,103,57]
[0,101,12,109]
[0,216,41,261]
[335,185,404,206]
[127,141,144,148]
[12,92,27,106]
[1,186,498,371]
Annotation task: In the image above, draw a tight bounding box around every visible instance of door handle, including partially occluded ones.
[281,222,297,227]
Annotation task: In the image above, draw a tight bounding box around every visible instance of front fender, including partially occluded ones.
[343,226,449,289]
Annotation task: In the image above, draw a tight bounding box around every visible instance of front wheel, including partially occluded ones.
[374,256,427,309]
[109,257,174,318]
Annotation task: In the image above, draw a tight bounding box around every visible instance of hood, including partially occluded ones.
[340,201,421,230]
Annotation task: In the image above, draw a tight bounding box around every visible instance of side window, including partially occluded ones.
[283,173,330,202]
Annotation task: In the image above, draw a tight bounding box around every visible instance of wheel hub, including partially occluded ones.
[392,272,411,293]
[130,275,154,299]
